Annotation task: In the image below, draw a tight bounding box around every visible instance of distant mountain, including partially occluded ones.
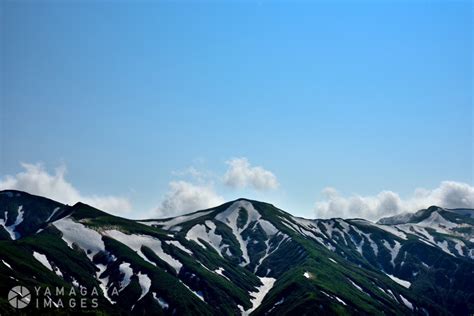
[0,190,473,315]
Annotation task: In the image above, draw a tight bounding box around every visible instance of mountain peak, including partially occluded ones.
[377,205,444,225]
[1,191,473,314]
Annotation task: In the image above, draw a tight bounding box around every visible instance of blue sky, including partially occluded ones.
[1,1,472,219]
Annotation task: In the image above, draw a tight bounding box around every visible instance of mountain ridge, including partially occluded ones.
[0,190,473,315]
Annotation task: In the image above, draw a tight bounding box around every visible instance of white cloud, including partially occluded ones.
[223,157,279,191]
[154,157,278,217]
[172,167,206,179]
[171,166,216,184]
[0,163,132,215]
[314,181,474,221]
[155,181,224,217]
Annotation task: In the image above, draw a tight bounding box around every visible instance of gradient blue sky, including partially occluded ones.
[1,1,472,218]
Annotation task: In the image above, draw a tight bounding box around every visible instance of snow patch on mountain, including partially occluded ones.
[137,272,151,301]
[2,259,12,269]
[33,251,53,271]
[279,217,298,232]
[258,219,278,236]
[372,223,408,240]
[214,267,230,280]
[215,200,261,265]
[243,277,276,315]
[204,220,224,250]
[179,280,206,302]
[46,207,61,222]
[186,222,223,256]
[292,217,324,236]
[0,206,24,239]
[53,265,63,278]
[383,240,401,266]
[267,297,285,313]
[436,240,455,256]
[165,240,193,255]
[96,263,115,304]
[386,274,411,288]
[347,225,369,256]
[54,216,105,260]
[348,279,363,292]
[153,293,169,309]
[143,210,213,229]
[284,217,327,248]
[376,286,397,301]
[321,290,343,306]
[400,294,414,310]
[417,211,457,234]
[334,296,347,306]
[367,234,379,256]
[104,230,183,273]
[348,278,371,297]
[452,239,465,256]
[119,262,133,290]
[254,233,289,273]
[396,224,437,245]
[321,220,336,238]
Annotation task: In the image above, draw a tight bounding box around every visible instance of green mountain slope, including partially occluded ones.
[0,190,472,315]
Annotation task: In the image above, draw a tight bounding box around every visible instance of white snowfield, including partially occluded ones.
[383,240,401,266]
[347,278,372,297]
[33,251,53,271]
[214,267,230,280]
[53,216,106,260]
[283,207,473,262]
[371,223,408,240]
[119,262,133,290]
[54,217,158,302]
[46,207,61,222]
[153,293,169,309]
[15,198,471,313]
[386,274,411,288]
[281,216,329,249]
[53,266,63,277]
[243,277,276,315]
[54,217,180,301]
[183,200,284,268]
[254,233,290,273]
[417,211,457,233]
[259,219,279,236]
[0,205,24,240]
[376,286,397,302]
[179,280,206,302]
[321,289,348,306]
[334,296,347,306]
[165,240,193,255]
[96,262,114,304]
[399,294,414,310]
[137,272,152,301]
[2,259,12,270]
[347,278,363,292]
[141,210,213,230]
[104,229,183,273]
[388,210,473,258]
[186,222,223,256]
[215,200,262,266]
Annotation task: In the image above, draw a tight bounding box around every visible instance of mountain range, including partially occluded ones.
[0,190,473,315]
